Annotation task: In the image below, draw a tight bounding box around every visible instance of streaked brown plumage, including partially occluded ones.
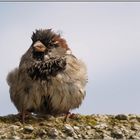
[7,29,87,122]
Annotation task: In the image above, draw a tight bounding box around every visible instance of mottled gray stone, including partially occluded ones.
[82,134,90,139]
[48,128,59,137]
[94,123,108,129]
[111,129,124,139]
[103,134,113,139]
[129,135,140,139]
[64,124,74,135]
[11,136,20,139]
[86,125,91,129]
[115,114,128,120]
[73,126,80,131]
[38,129,47,136]
[9,125,19,130]
[136,115,140,122]
[14,121,22,126]
[93,132,103,139]
[86,129,96,135]
[24,125,34,133]
[66,136,74,140]
[128,114,137,120]
[131,124,140,130]
[73,132,78,139]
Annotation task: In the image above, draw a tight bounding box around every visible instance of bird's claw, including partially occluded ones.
[17,111,31,123]
[64,112,77,122]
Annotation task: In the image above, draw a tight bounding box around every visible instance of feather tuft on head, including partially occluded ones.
[31,29,69,50]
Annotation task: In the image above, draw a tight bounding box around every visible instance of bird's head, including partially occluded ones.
[31,29,71,60]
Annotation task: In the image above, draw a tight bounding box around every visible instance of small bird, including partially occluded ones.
[7,29,87,122]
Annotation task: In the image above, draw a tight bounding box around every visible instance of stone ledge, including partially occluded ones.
[0,114,140,139]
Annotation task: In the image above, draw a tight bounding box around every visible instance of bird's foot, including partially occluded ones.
[63,112,77,122]
[17,111,31,123]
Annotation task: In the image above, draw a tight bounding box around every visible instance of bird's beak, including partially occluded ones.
[33,41,46,52]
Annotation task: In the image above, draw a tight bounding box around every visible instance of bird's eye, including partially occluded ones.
[47,43,58,49]
[50,42,59,48]
[42,39,59,49]
[47,49,52,53]
[46,44,52,49]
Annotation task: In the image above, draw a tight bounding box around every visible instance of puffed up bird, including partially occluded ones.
[7,29,87,122]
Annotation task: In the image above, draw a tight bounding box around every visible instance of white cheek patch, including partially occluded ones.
[44,55,49,60]
[66,50,72,55]
[48,52,52,56]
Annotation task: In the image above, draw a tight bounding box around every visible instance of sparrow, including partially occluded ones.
[7,29,87,122]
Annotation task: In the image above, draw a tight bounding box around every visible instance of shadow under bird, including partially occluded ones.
[7,29,88,122]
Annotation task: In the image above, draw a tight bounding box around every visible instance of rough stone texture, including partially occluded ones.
[0,114,140,139]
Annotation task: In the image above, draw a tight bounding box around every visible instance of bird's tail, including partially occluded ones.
[7,68,19,87]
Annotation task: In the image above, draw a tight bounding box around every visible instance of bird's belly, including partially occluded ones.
[45,73,85,114]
